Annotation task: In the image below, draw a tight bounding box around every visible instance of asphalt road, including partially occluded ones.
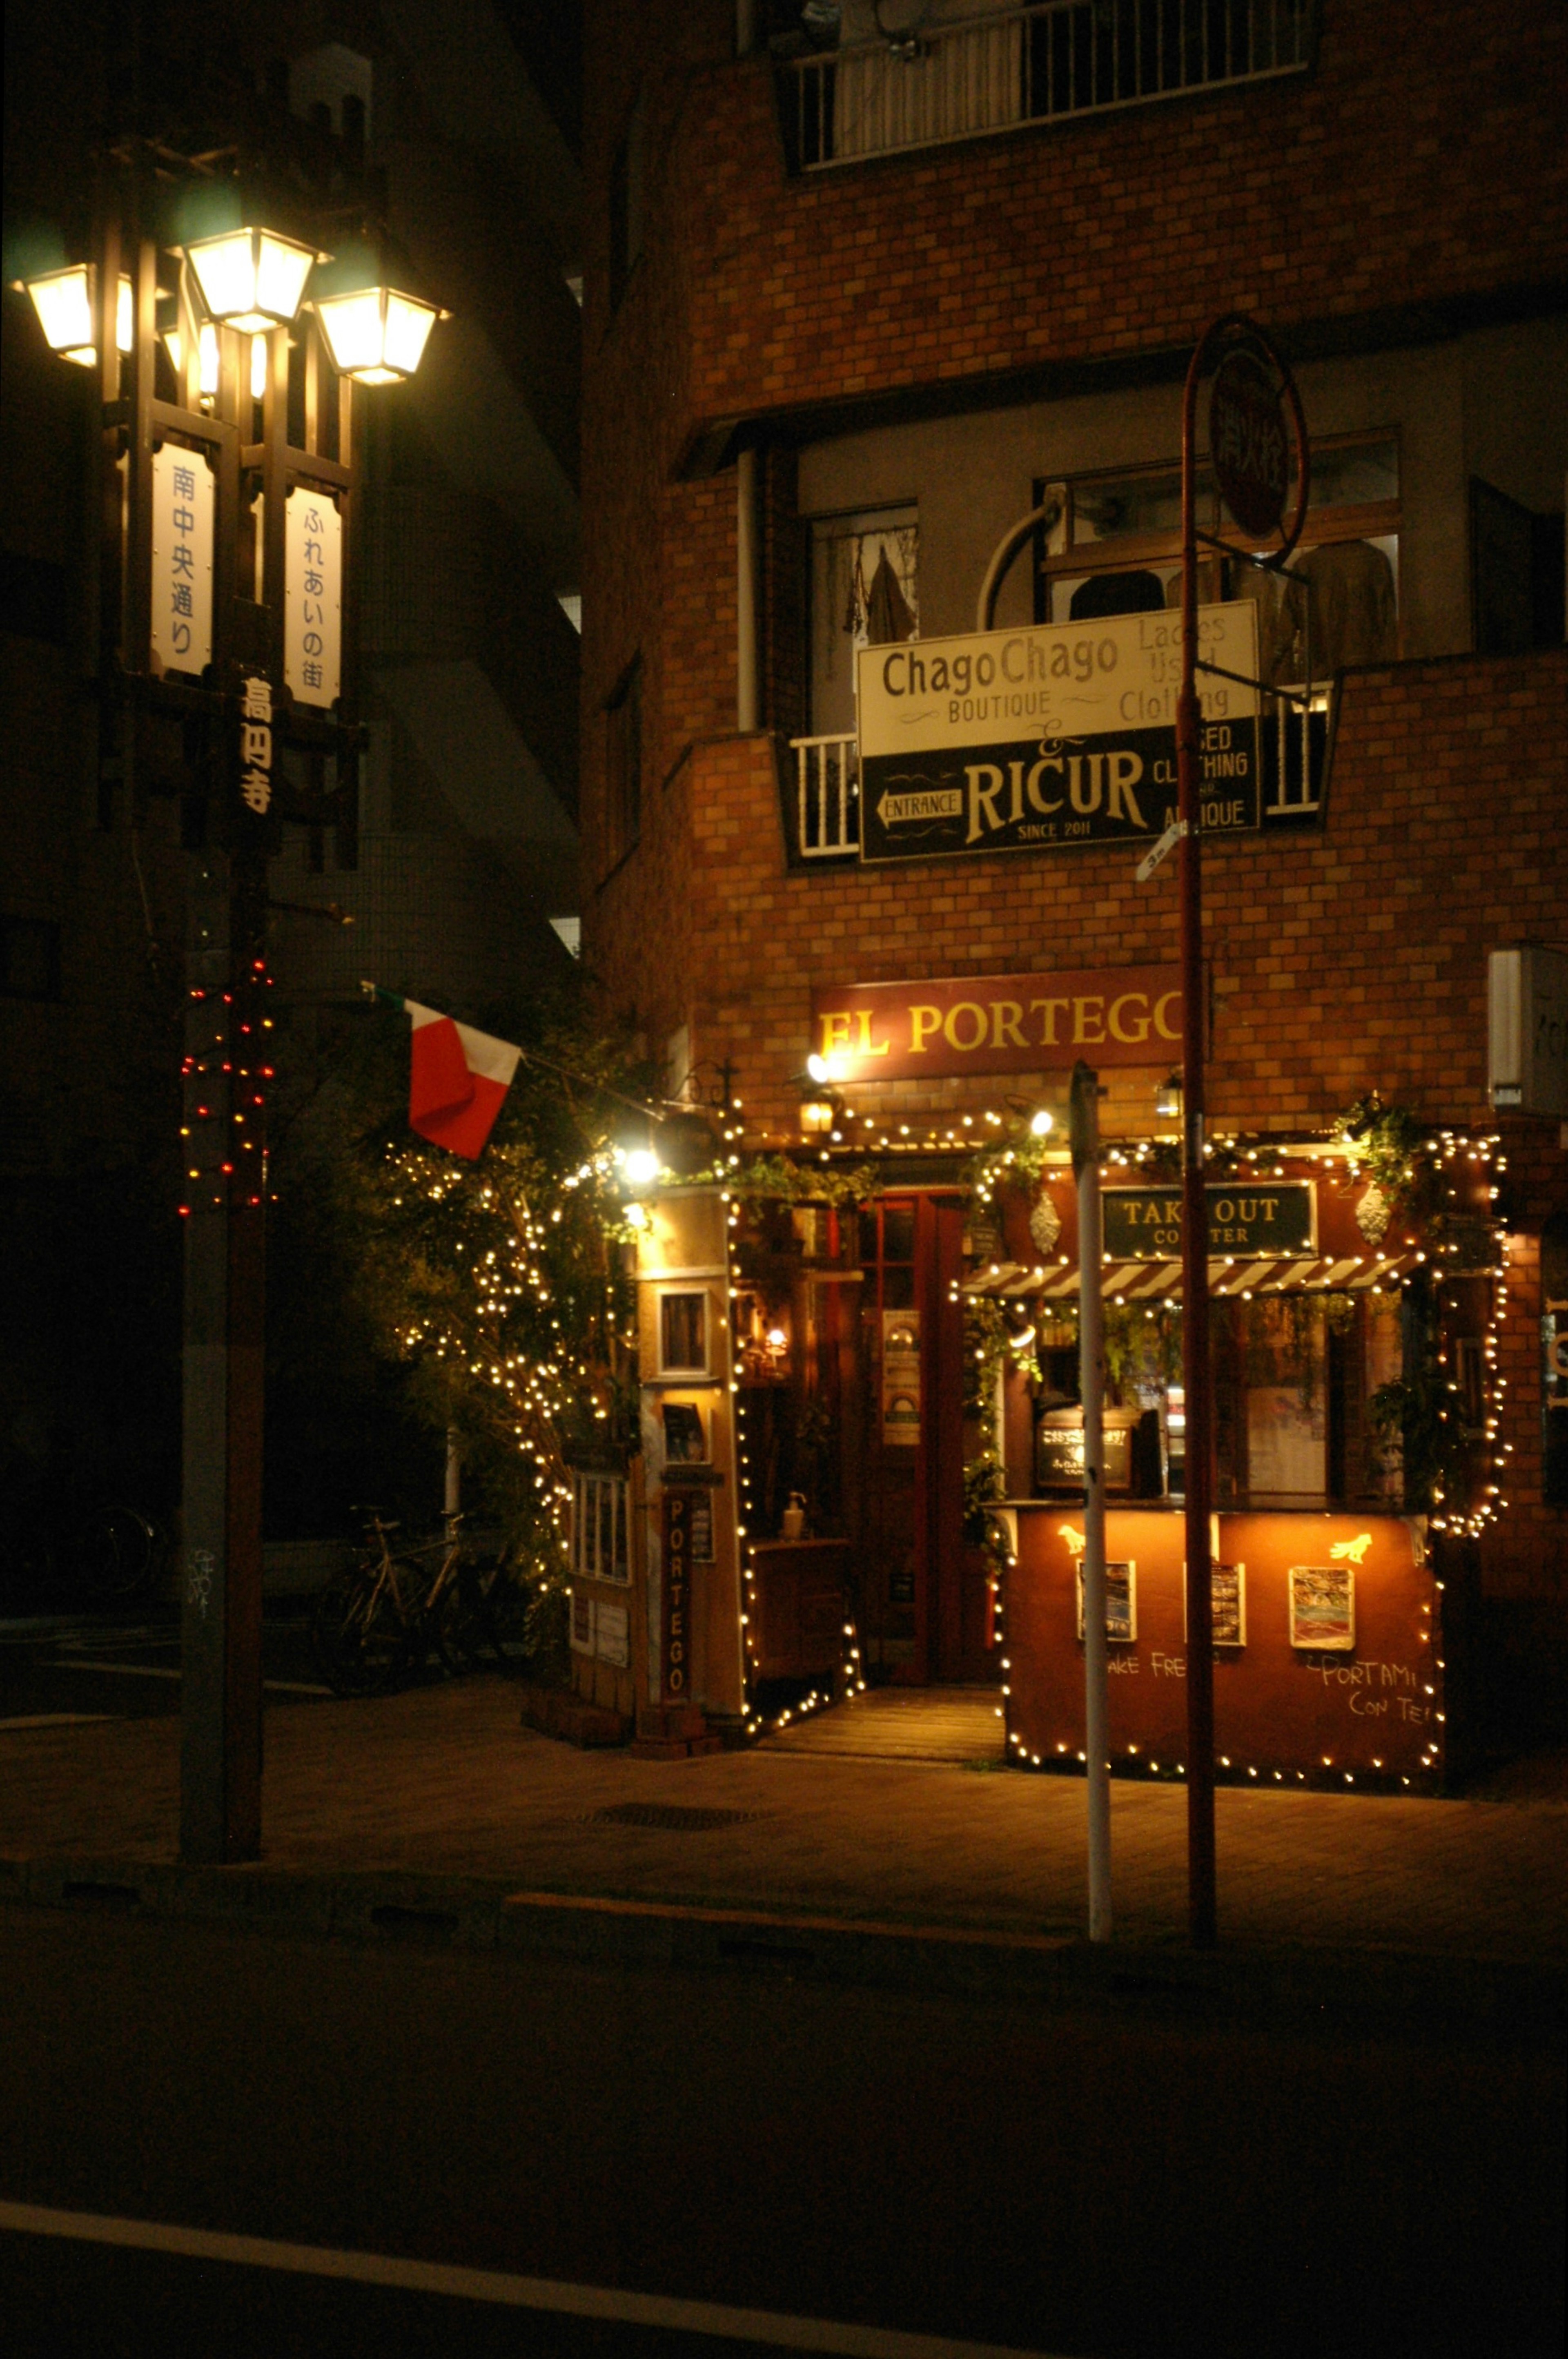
[1,1901,1561,2359]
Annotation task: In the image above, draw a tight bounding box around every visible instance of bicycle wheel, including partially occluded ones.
[357,1564,417,1694]
[434,1562,487,1672]
[311,1570,376,1696]
[80,1507,159,1602]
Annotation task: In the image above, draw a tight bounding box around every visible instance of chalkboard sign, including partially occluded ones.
[1544,1213,1568,1507]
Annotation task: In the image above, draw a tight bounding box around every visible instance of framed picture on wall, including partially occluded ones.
[1076,1560,1137,1643]
[1289,1565,1356,1652]
[658,1289,708,1376]
[662,1402,708,1464]
[1183,1563,1247,1647]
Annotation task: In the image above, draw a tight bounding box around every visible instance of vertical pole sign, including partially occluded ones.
[1177,315,1308,1947]
[662,1487,692,1703]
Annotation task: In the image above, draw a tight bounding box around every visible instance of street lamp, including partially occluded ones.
[13,138,448,1870]
[183,225,318,333]
[314,285,444,385]
[22,263,131,365]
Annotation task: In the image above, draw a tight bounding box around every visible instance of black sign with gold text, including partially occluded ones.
[661,1488,692,1702]
[1103,1182,1316,1260]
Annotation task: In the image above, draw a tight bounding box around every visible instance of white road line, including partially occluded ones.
[0,2200,1073,2358]
[0,1713,116,1731]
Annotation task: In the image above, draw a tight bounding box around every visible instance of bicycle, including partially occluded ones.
[311,1510,490,1697]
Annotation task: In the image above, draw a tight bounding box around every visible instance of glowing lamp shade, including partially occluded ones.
[163,321,221,396]
[26,265,131,366]
[185,227,316,333]
[315,286,439,384]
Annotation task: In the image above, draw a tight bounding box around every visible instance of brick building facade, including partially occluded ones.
[577,0,1567,1735]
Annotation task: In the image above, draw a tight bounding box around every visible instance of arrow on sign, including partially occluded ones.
[877,786,964,827]
[1135,819,1187,883]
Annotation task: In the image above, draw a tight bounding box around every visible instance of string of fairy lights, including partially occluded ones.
[178,957,275,1219]
[370,1139,637,1556]
[726,1189,866,1739]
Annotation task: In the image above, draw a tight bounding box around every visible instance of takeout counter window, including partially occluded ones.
[998,1504,1442,1788]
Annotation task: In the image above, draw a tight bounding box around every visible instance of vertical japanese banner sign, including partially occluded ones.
[662,1488,691,1702]
[150,445,214,676]
[882,1311,920,1445]
[285,487,342,707]
[235,674,275,840]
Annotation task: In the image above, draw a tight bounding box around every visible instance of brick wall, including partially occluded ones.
[580,0,1568,899]
[590,647,1568,1584]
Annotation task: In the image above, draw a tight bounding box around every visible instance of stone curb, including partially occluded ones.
[2,1852,1562,2042]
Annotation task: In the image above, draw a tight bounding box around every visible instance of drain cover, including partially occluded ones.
[590,1803,762,1831]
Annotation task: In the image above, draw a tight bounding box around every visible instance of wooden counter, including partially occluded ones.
[749,1538,851,1682]
[998,1503,1441,1785]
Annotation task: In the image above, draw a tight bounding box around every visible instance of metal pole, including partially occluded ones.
[1178,344,1218,1950]
[1071,1061,1111,1943]
[180,850,267,1863]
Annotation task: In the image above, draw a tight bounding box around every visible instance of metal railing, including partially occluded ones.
[793,733,861,858]
[782,0,1314,170]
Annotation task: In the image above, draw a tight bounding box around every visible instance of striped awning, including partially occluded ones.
[961,1253,1428,1303]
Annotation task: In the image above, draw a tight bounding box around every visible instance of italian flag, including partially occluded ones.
[369,987,522,1161]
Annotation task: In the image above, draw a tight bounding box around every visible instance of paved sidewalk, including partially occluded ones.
[1,1674,1565,1970]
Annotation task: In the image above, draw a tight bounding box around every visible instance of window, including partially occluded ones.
[0,914,61,1000]
[609,87,646,310]
[808,505,918,737]
[572,1472,631,1585]
[659,1290,709,1375]
[604,656,641,865]
[1033,436,1401,681]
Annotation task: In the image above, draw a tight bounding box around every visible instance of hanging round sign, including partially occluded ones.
[1209,346,1289,540]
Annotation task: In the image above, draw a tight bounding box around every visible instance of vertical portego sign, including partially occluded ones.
[285,486,341,707]
[662,1488,691,1703]
[237,676,274,821]
[151,444,214,676]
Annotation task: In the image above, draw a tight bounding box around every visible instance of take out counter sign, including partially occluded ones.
[855,602,1259,864]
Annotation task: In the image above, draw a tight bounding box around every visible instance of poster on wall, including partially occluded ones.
[881,1311,921,1444]
[1182,1562,1246,1644]
[1076,1560,1137,1643]
[569,1588,595,1656]
[1289,1565,1356,1651]
[595,1601,629,1668]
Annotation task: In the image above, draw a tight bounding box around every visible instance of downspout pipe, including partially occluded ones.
[737,445,762,732]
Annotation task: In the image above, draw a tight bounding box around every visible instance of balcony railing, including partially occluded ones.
[780,0,1315,171]
[793,732,861,858]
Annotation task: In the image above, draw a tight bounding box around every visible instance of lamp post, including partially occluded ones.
[20,140,445,1864]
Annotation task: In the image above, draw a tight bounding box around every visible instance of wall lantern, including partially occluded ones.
[1155,1073,1183,1121]
[313,285,443,384]
[184,226,318,334]
[22,264,131,366]
[799,1095,835,1137]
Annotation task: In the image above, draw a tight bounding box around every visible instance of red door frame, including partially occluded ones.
[912,1193,967,1685]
